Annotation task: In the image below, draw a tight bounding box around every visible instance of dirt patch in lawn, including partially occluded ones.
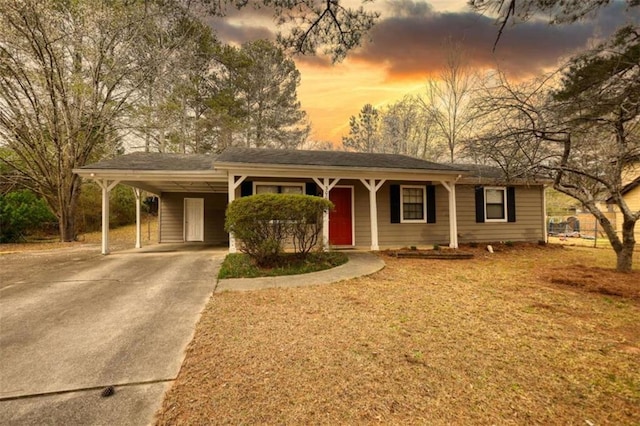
[545,265,640,301]
[157,244,639,425]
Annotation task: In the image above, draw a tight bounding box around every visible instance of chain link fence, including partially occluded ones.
[547,212,616,248]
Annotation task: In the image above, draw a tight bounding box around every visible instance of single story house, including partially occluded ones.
[74,147,549,254]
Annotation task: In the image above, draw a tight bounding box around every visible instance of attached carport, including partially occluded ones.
[74,153,228,254]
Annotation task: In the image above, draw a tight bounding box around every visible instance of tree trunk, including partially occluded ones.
[59,210,77,242]
[573,198,636,273]
[57,176,81,242]
[615,218,636,273]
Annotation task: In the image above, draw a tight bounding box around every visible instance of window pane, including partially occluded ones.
[486,204,505,219]
[486,189,504,204]
[403,187,423,203]
[281,185,302,194]
[402,187,424,220]
[403,203,424,220]
[256,185,278,194]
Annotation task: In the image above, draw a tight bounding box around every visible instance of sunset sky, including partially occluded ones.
[208,0,638,144]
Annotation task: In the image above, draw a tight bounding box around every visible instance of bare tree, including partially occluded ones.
[420,39,477,163]
[380,95,444,161]
[0,0,170,241]
[469,26,640,271]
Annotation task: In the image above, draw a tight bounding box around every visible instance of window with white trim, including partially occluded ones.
[400,185,426,223]
[254,182,304,195]
[485,187,507,221]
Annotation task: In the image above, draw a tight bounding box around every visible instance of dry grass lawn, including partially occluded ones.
[157,244,639,425]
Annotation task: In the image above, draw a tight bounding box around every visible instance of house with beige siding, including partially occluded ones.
[74,148,548,254]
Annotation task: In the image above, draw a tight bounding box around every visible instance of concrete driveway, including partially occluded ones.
[0,244,225,425]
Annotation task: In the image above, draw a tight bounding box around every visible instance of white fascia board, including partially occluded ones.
[73,168,227,182]
[215,163,466,182]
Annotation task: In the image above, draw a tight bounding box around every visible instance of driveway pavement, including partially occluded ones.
[0,244,224,425]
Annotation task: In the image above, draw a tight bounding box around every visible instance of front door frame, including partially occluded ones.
[184,197,205,242]
[329,185,355,247]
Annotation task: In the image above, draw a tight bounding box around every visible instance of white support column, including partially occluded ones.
[96,179,120,255]
[133,188,142,249]
[441,180,459,249]
[360,178,386,251]
[312,177,340,250]
[227,174,247,253]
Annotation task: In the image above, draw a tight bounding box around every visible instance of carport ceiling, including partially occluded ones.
[121,180,229,195]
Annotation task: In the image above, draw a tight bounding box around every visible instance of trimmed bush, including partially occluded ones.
[225,193,333,267]
[0,190,56,243]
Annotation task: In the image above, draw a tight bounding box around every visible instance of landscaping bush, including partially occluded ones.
[0,190,57,243]
[225,193,333,267]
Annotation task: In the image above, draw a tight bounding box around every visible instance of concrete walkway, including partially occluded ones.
[216,251,385,292]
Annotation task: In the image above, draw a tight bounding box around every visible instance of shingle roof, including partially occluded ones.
[452,163,506,179]
[80,152,216,171]
[215,147,466,172]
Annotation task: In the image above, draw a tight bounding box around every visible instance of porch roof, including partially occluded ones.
[75,149,475,194]
[215,147,467,173]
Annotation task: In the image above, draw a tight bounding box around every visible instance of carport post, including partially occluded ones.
[134,188,142,249]
[96,179,120,255]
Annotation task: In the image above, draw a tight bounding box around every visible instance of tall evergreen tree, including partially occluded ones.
[219,40,310,149]
[342,104,380,153]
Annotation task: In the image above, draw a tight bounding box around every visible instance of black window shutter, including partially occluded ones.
[507,186,516,222]
[305,182,317,196]
[475,186,485,223]
[390,184,400,223]
[426,185,436,223]
[240,180,253,197]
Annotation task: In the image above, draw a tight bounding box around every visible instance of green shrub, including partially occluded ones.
[225,193,333,267]
[0,190,56,243]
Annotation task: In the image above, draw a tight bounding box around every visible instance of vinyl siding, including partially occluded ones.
[456,185,545,243]
[159,181,545,249]
[375,181,450,248]
[159,192,228,244]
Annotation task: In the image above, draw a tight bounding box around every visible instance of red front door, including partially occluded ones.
[329,187,353,246]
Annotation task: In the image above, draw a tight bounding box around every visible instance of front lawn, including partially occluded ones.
[158,245,639,425]
[217,251,349,279]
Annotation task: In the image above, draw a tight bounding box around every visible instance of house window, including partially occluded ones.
[485,187,507,221]
[401,185,426,223]
[254,182,304,194]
